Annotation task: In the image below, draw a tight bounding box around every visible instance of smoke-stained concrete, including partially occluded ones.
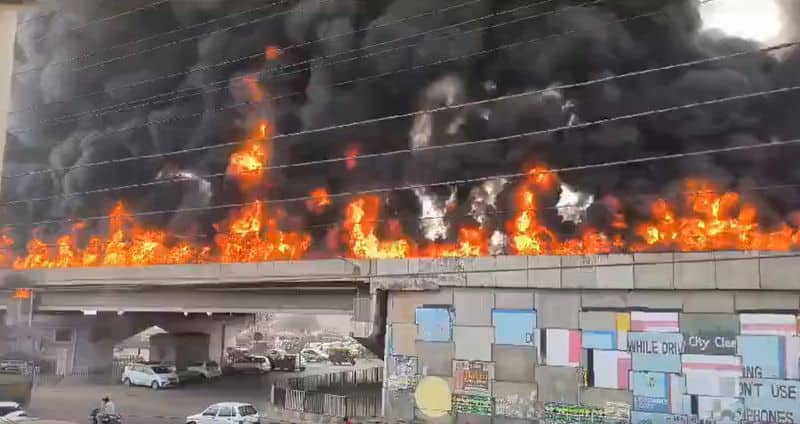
[4,0,800,251]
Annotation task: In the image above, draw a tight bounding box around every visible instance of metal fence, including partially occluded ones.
[284,366,383,391]
[271,367,383,418]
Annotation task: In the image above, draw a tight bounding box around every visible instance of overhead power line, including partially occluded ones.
[9,0,559,119]
[6,0,725,139]
[13,0,293,76]
[5,123,800,229]
[2,39,792,183]
[11,0,490,122]
[29,0,171,45]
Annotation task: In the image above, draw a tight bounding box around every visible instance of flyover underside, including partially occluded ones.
[35,287,357,314]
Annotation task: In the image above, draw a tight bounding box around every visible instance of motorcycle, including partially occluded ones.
[89,408,122,424]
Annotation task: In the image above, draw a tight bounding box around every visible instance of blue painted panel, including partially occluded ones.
[628,332,683,373]
[415,307,452,342]
[631,371,669,398]
[741,378,800,422]
[738,335,786,379]
[634,396,670,413]
[492,309,537,346]
[631,411,687,424]
[582,330,617,350]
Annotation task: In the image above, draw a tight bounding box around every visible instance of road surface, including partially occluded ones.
[26,360,382,424]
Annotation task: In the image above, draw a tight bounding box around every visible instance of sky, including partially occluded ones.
[700,0,785,44]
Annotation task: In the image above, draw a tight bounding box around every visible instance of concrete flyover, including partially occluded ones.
[5,251,800,423]
[1,259,371,314]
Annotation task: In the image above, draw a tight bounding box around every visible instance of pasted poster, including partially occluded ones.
[387,355,418,391]
[452,360,493,396]
[451,394,492,416]
[740,378,800,423]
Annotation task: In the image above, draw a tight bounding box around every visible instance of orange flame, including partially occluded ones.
[634,180,796,252]
[306,188,332,214]
[345,146,359,170]
[9,147,800,268]
[265,46,282,61]
[228,121,272,190]
[343,196,412,259]
[422,227,488,258]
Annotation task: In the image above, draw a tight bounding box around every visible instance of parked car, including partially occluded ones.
[0,401,30,422]
[328,348,356,365]
[186,402,260,424]
[185,361,222,380]
[300,348,328,363]
[121,363,179,389]
[231,355,271,374]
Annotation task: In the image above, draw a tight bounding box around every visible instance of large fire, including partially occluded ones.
[7,118,800,268]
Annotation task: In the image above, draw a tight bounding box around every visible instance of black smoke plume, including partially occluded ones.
[4,0,800,252]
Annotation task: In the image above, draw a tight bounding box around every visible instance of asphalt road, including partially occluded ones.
[25,360,383,424]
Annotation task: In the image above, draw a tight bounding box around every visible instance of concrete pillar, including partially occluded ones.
[0,4,18,181]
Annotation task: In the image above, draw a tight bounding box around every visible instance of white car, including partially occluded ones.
[0,401,30,422]
[186,402,260,424]
[300,348,328,362]
[121,363,180,389]
[231,355,271,374]
[185,361,222,379]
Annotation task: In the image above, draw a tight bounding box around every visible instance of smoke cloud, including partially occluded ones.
[4,0,800,250]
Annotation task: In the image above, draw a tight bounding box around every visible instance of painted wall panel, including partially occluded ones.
[583,330,617,350]
[680,313,738,355]
[738,335,786,379]
[631,312,679,333]
[541,329,581,367]
[740,314,797,336]
[695,396,743,422]
[741,378,800,423]
[416,307,452,342]
[590,350,630,390]
[681,354,741,397]
[627,332,683,372]
[492,309,536,346]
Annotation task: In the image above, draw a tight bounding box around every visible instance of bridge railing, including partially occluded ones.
[270,366,383,419]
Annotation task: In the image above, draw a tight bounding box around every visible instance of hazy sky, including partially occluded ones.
[700,0,785,44]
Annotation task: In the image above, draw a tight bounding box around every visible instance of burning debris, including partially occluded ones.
[4,0,800,268]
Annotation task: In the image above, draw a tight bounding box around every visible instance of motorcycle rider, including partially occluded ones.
[96,396,116,422]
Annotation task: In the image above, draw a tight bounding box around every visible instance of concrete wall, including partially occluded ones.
[383,287,800,423]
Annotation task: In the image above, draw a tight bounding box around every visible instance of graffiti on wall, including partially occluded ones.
[543,403,627,423]
[452,360,493,396]
[451,394,492,416]
[494,389,537,420]
[387,355,418,391]
[387,300,800,423]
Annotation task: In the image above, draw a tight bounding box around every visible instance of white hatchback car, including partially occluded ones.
[121,363,180,389]
[0,401,30,422]
[186,402,260,424]
[185,361,222,379]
